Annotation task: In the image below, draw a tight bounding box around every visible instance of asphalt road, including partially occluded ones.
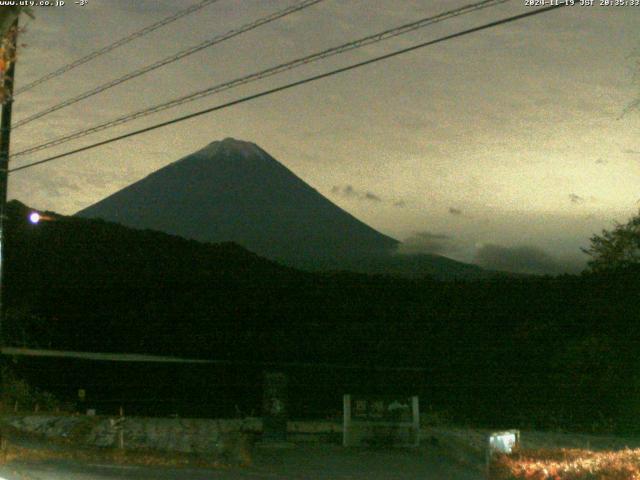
[0,444,484,479]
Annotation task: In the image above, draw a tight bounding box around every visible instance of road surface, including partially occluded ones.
[0,444,483,479]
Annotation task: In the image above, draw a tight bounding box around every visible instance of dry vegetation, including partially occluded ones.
[489,448,640,479]
[424,426,640,478]
[0,366,62,414]
[0,424,252,469]
[0,442,232,469]
[0,24,20,103]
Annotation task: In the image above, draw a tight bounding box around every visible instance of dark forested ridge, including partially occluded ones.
[4,200,640,431]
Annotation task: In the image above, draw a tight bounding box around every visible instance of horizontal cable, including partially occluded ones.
[12,0,326,128]
[11,0,511,159]
[9,2,567,173]
[14,0,221,95]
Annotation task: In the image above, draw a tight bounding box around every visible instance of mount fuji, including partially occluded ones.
[76,138,401,268]
[76,138,488,278]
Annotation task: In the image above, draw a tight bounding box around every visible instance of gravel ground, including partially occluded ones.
[0,443,483,480]
[5,422,636,479]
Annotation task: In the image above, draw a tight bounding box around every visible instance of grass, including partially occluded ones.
[489,448,640,479]
[424,426,640,477]
[0,442,250,470]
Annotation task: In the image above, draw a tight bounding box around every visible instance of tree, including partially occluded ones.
[583,210,640,272]
[0,7,33,103]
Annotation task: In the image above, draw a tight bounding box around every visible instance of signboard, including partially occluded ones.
[352,396,413,422]
[343,394,419,447]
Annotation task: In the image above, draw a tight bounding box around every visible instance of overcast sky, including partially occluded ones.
[7,0,640,273]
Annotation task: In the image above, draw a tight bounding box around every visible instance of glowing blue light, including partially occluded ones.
[29,212,40,224]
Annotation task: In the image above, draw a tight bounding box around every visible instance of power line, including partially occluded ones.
[11,0,512,160]
[13,0,220,96]
[12,0,326,129]
[9,2,568,174]
[2,347,426,371]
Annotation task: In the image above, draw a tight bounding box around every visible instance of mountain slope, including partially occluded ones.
[76,138,398,266]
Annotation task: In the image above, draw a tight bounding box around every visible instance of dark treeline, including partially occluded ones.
[4,200,640,432]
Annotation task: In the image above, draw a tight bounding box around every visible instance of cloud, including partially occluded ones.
[331,185,356,197]
[331,186,402,205]
[474,244,569,275]
[448,207,462,215]
[364,192,381,202]
[17,171,82,201]
[398,231,452,255]
[569,193,585,204]
[332,185,354,197]
[331,185,383,203]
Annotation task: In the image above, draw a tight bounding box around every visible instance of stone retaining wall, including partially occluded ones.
[1,415,349,454]
[2,415,263,454]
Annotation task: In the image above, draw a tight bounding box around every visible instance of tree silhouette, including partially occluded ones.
[583,210,640,272]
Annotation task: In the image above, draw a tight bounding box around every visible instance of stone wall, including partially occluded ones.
[1,415,350,453]
[2,415,263,454]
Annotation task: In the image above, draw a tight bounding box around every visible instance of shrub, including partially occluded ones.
[489,447,640,480]
[0,366,60,413]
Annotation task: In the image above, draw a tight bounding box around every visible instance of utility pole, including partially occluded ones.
[0,18,19,347]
